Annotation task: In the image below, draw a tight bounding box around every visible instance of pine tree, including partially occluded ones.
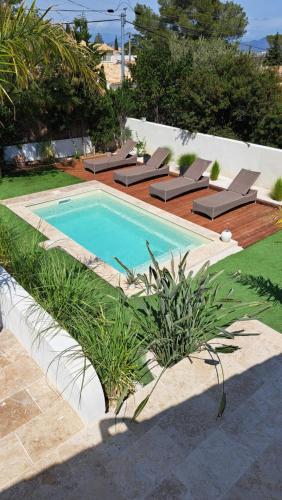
[94,33,103,44]
[114,35,119,50]
[73,16,91,45]
[266,33,282,66]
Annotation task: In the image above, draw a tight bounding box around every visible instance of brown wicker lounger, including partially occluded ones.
[192,168,260,219]
[149,158,212,201]
[84,139,137,174]
[113,147,170,186]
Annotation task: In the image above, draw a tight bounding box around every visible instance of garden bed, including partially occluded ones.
[0,266,106,423]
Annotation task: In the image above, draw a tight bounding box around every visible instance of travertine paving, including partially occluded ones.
[0,330,83,491]
[0,320,281,499]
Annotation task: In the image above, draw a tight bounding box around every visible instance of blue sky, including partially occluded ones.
[36,0,282,43]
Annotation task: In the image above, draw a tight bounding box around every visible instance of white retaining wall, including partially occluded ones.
[127,118,282,189]
[4,136,93,162]
[0,267,106,424]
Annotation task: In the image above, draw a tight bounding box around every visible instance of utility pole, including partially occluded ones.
[120,8,127,82]
[128,33,132,64]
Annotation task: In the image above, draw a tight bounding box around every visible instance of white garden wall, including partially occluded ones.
[126,118,282,189]
[4,136,93,162]
[0,267,106,424]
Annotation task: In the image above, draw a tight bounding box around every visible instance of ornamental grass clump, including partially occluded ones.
[177,153,197,173]
[210,160,220,181]
[270,177,282,201]
[75,299,150,411]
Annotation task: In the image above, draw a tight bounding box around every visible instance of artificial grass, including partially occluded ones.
[0,169,82,200]
[210,231,282,333]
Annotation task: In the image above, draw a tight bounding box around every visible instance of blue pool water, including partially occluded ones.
[32,190,207,273]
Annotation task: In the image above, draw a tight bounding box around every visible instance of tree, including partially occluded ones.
[94,33,104,44]
[0,2,100,104]
[134,0,248,40]
[129,37,282,148]
[73,16,91,45]
[266,33,282,66]
[114,35,119,50]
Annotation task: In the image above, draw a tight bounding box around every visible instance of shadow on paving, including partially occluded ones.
[1,354,281,500]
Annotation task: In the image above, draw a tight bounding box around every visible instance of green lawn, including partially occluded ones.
[210,231,282,332]
[0,169,82,200]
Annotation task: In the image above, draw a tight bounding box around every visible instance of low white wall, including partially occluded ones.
[4,136,93,162]
[127,118,282,189]
[0,267,106,424]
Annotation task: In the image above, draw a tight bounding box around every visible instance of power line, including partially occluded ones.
[34,6,267,52]
[37,9,114,13]
[64,0,92,9]
[62,18,120,25]
[126,19,267,53]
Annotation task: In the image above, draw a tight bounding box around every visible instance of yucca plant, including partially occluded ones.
[270,178,282,201]
[0,1,101,103]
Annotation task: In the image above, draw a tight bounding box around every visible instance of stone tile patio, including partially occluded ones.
[0,320,281,499]
[0,330,83,491]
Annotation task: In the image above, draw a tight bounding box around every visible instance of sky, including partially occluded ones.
[35,0,282,44]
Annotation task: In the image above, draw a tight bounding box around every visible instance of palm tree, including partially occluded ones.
[0,1,100,103]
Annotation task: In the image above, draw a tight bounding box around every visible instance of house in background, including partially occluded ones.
[94,42,136,89]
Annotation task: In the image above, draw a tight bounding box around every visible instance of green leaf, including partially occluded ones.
[132,395,150,421]
[217,391,227,418]
[215,345,240,353]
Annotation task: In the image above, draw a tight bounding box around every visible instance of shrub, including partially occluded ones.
[270,177,282,201]
[177,153,197,170]
[210,160,221,180]
[39,141,55,161]
[163,147,173,164]
[135,135,146,156]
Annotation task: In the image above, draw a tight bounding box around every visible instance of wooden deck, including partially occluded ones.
[60,161,279,248]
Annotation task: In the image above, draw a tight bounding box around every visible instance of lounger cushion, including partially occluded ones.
[84,155,137,174]
[116,139,136,158]
[228,169,260,195]
[152,177,194,192]
[146,147,170,169]
[195,191,242,209]
[183,159,211,180]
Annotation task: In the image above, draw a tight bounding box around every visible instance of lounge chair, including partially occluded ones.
[84,139,137,174]
[113,147,170,186]
[149,158,211,201]
[192,168,260,219]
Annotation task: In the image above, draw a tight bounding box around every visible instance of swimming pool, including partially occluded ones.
[32,190,207,273]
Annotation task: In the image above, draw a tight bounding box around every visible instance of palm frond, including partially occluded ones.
[0,1,101,102]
